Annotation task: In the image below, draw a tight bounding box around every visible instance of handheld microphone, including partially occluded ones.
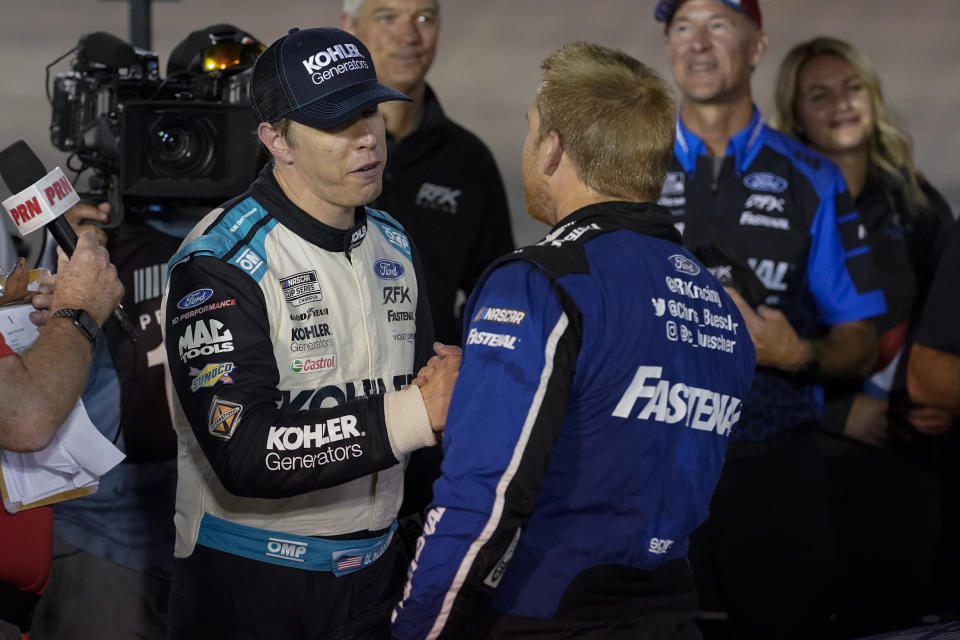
[0,140,137,341]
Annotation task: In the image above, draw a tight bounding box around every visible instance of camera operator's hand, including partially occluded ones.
[33,231,123,326]
[64,201,109,246]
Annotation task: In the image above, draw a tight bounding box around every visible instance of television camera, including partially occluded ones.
[47,30,264,221]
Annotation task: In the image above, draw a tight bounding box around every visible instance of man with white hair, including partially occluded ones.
[342,0,516,521]
[341,0,514,347]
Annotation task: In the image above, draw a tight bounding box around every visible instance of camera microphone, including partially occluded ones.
[77,31,137,68]
[0,140,137,342]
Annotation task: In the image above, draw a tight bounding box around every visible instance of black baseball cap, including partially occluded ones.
[250,27,412,130]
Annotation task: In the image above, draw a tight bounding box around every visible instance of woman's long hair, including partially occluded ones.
[771,36,928,213]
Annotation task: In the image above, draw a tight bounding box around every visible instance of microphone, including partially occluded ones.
[0,140,137,341]
[77,32,137,68]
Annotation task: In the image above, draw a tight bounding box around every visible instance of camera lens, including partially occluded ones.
[146,115,215,178]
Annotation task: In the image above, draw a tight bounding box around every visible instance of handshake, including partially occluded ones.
[411,342,463,435]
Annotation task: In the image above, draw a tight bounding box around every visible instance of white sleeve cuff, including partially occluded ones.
[383,385,436,457]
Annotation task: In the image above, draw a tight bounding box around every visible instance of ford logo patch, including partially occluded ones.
[177,288,214,310]
[669,254,701,277]
[743,172,788,193]
[374,260,405,280]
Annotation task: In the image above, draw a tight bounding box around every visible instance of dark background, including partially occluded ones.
[2,0,957,245]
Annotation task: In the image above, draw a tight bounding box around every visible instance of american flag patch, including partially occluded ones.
[336,555,363,571]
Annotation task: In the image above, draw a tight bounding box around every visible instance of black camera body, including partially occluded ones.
[49,32,260,213]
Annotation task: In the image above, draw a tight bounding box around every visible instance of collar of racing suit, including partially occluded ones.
[247,163,369,256]
[673,105,766,177]
[546,200,683,247]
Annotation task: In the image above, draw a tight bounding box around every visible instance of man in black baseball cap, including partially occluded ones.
[247,27,413,223]
[251,26,411,131]
[162,25,458,640]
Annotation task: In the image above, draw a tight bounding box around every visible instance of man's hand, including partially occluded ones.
[39,230,123,325]
[64,201,109,246]
[726,287,876,377]
[908,343,960,415]
[843,393,888,447]
[416,342,463,433]
[29,273,56,326]
[412,342,462,387]
[725,287,806,370]
[907,406,953,435]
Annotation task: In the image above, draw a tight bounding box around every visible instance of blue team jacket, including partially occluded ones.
[392,201,756,638]
[661,108,886,442]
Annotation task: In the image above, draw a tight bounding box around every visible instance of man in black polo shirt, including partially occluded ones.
[654,0,886,636]
[341,0,514,346]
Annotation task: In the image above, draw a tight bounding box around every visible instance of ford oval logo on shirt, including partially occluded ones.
[743,172,788,194]
[374,260,405,280]
[177,288,214,310]
[669,254,701,277]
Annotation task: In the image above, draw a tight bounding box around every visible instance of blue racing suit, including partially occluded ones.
[392,201,756,638]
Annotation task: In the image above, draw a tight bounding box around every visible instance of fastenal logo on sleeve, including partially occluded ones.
[466,328,517,350]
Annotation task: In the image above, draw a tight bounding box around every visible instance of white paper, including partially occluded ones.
[49,400,126,476]
[0,303,39,354]
[1,399,125,508]
[0,306,125,510]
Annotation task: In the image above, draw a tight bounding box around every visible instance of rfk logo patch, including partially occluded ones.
[415,182,461,214]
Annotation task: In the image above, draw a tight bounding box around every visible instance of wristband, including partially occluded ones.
[50,308,101,344]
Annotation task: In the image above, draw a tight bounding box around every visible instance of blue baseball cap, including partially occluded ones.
[655,0,762,29]
[250,27,412,130]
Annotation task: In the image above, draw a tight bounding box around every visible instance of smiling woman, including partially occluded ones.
[774,35,955,636]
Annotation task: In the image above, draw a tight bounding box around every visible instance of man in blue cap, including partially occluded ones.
[654,1,886,637]
[162,27,459,639]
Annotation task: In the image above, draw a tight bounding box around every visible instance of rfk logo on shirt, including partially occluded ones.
[415,182,461,214]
